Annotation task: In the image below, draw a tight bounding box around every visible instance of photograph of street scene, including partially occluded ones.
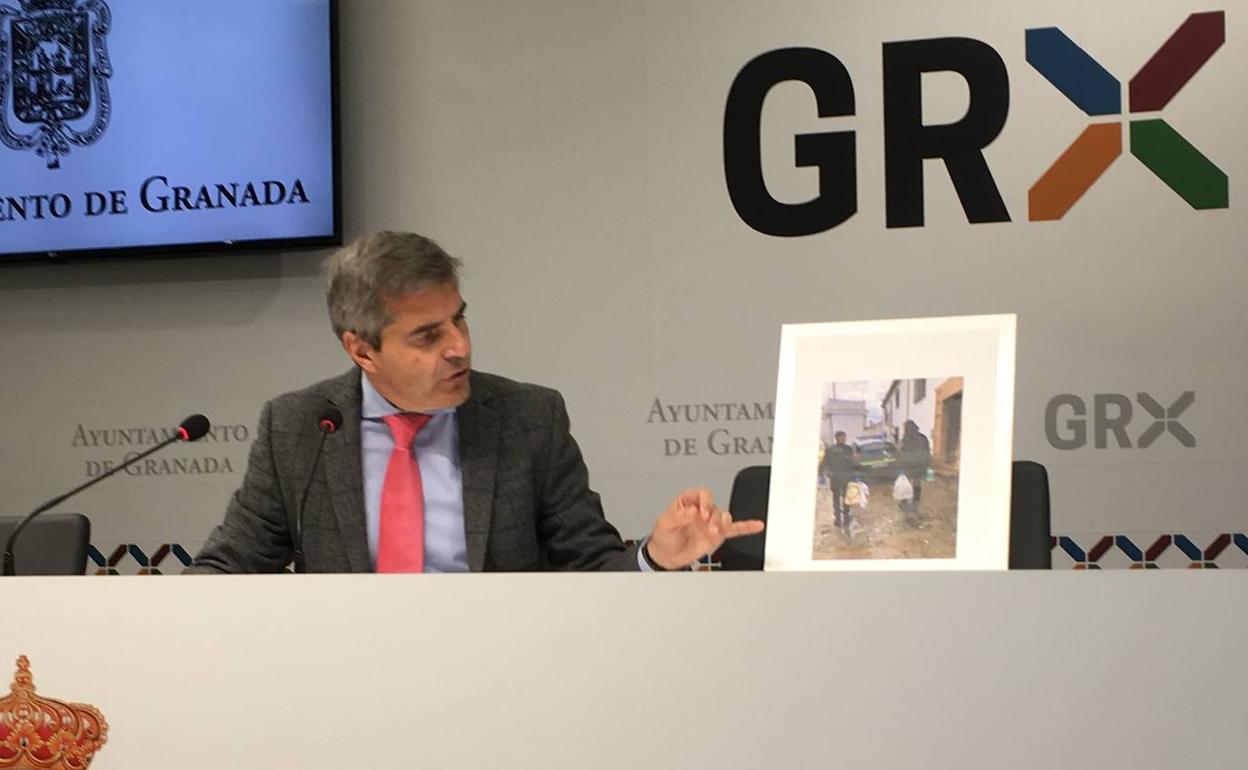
[812,377,963,560]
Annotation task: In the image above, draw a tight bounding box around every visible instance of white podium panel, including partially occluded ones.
[2,573,1242,769]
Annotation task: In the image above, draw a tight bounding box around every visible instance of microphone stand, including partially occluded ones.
[292,428,333,575]
[292,406,342,574]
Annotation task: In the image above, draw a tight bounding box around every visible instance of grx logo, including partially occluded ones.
[1027,11,1228,220]
[1045,392,1196,450]
[723,11,1229,236]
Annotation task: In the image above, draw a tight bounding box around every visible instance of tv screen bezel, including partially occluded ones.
[0,0,343,265]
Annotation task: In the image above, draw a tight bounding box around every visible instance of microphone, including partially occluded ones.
[293,405,342,574]
[2,414,211,577]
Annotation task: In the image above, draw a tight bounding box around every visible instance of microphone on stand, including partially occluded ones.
[2,414,212,577]
[292,405,342,574]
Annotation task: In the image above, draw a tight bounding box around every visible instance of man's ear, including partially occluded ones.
[341,331,378,373]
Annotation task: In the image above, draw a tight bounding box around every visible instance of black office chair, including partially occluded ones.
[0,513,91,576]
[1008,461,1051,569]
[719,462,1051,569]
[720,466,771,570]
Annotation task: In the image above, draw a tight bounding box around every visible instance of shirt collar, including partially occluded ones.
[360,370,457,420]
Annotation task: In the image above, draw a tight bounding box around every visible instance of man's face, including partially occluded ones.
[835,432,847,445]
[343,282,472,411]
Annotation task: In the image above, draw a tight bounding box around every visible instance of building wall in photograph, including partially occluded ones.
[821,398,868,445]
[931,378,965,475]
[882,379,937,445]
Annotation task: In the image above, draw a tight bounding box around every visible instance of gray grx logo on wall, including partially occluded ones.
[1045,392,1196,450]
[0,0,110,169]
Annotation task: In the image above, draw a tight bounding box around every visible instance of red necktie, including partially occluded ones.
[377,413,432,573]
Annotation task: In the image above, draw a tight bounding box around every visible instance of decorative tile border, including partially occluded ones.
[87,544,194,575]
[85,533,1248,573]
[1052,533,1248,569]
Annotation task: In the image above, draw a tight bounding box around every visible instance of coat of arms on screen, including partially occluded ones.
[0,0,111,169]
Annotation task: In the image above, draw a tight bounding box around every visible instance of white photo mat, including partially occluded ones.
[764,315,1016,571]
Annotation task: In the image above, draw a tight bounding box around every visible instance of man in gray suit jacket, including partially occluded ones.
[191,232,761,573]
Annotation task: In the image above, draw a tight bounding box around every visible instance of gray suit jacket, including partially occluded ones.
[189,369,638,573]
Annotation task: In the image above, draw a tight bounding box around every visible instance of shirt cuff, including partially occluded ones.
[637,537,655,572]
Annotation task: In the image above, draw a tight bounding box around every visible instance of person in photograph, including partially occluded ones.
[897,419,931,515]
[820,430,856,527]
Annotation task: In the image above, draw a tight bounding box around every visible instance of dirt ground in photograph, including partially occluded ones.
[812,474,958,560]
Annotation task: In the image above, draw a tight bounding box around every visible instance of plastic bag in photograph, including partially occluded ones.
[844,482,860,506]
[893,473,914,502]
[845,481,869,508]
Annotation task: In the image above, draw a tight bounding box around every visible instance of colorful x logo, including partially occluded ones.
[1026,11,1227,220]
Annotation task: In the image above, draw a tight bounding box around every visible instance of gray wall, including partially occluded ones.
[1,0,1244,570]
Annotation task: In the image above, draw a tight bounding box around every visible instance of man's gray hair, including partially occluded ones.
[324,231,462,347]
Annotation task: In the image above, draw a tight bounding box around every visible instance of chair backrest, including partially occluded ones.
[1008,460,1051,569]
[0,513,91,576]
[719,466,771,570]
[719,462,1052,570]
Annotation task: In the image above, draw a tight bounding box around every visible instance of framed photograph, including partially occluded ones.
[764,315,1016,571]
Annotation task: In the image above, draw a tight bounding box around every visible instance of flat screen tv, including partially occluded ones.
[0,0,339,262]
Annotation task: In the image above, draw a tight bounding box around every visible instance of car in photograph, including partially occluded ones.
[852,439,900,480]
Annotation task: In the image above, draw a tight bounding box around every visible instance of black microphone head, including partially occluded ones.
[318,405,344,434]
[177,414,211,442]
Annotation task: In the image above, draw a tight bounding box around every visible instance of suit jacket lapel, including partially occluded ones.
[323,370,372,573]
[458,374,498,572]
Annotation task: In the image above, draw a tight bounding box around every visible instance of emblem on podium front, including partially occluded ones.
[0,0,112,168]
[0,656,108,769]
